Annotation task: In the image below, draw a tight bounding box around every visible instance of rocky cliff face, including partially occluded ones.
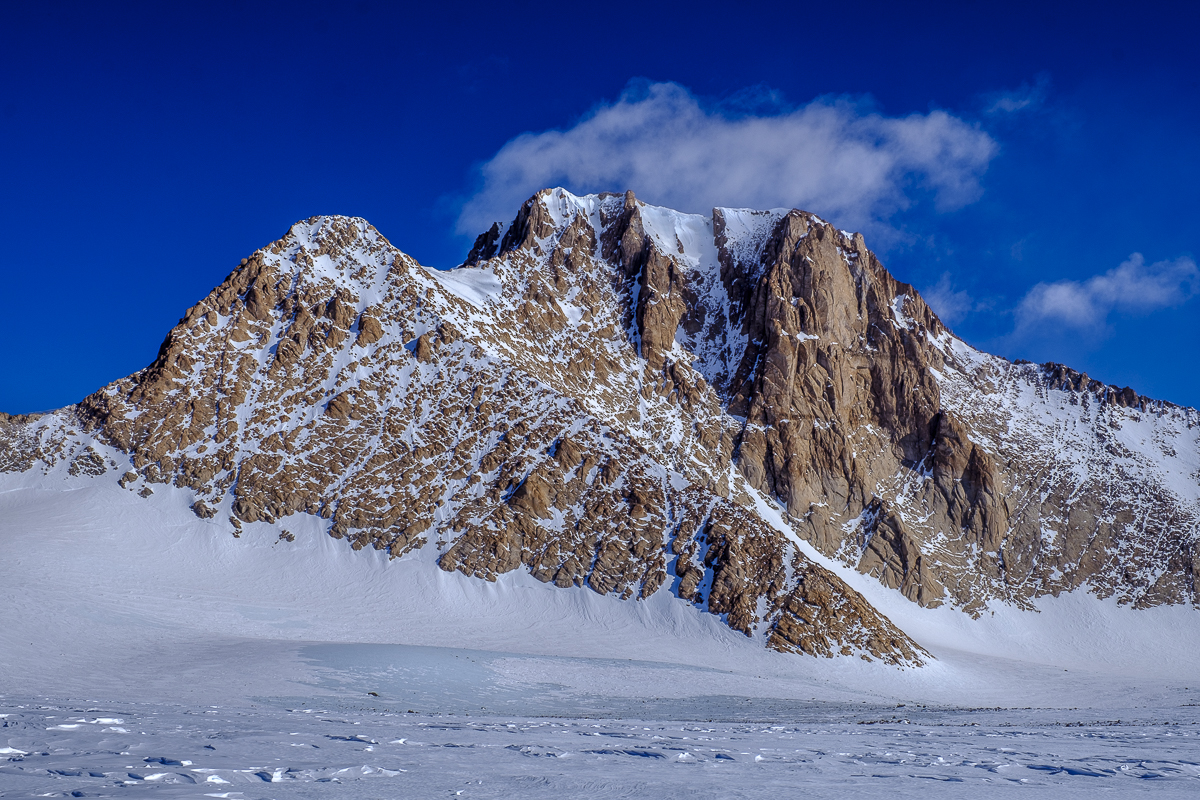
[3,188,1198,663]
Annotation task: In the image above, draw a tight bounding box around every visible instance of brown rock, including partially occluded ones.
[192,500,217,519]
[356,312,384,346]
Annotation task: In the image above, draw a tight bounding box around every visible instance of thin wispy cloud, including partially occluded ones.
[1013,253,1199,337]
[983,74,1050,116]
[923,272,976,326]
[457,81,997,239]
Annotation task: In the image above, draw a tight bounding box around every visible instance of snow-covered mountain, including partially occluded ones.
[2,187,1197,664]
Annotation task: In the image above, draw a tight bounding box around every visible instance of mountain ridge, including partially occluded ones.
[2,188,1197,667]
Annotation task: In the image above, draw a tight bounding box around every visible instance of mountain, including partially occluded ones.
[2,188,1198,666]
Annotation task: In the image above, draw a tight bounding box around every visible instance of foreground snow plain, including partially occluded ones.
[3,478,1200,797]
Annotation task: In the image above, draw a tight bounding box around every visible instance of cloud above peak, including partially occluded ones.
[456,82,997,239]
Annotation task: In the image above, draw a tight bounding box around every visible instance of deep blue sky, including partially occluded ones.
[2,0,1198,413]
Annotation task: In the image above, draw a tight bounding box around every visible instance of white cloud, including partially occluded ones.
[1014,253,1199,335]
[923,272,975,325]
[456,82,997,238]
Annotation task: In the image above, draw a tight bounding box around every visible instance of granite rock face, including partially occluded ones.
[4,188,1199,664]
[707,210,1200,613]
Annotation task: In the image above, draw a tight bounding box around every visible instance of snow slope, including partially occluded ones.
[4,470,1200,708]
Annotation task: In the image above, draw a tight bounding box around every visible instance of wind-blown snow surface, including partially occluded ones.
[3,477,1200,796]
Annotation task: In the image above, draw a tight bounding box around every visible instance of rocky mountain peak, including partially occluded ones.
[3,187,1198,667]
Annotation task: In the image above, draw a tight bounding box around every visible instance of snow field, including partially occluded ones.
[2,692,1199,797]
